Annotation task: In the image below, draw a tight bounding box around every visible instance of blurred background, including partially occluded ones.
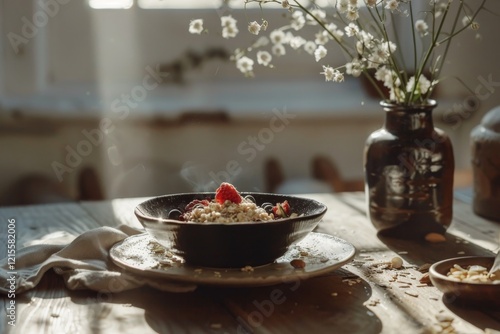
[1,0,499,206]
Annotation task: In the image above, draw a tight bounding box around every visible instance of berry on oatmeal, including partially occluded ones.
[273,200,291,218]
[215,182,242,204]
[179,183,298,223]
[185,199,210,212]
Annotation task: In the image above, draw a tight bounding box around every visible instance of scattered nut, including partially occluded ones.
[436,314,454,323]
[404,291,418,297]
[419,273,432,285]
[391,256,404,269]
[290,259,306,269]
[425,233,446,243]
[418,263,432,273]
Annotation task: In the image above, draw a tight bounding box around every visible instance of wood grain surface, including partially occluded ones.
[1,192,499,334]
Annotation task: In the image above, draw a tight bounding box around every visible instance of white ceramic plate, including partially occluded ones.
[110,232,356,287]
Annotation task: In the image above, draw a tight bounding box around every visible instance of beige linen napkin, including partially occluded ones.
[0,225,196,294]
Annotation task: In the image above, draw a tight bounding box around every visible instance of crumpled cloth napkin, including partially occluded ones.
[0,225,196,294]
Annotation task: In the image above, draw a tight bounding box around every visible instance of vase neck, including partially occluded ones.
[384,108,435,134]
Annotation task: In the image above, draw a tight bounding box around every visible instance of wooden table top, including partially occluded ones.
[0,191,499,334]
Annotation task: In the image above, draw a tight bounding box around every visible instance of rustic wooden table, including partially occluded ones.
[0,191,499,334]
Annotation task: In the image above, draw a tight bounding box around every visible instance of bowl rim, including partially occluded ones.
[134,191,328,226]
[429,256,497,287]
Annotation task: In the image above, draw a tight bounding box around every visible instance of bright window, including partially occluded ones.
[88,0,133,9]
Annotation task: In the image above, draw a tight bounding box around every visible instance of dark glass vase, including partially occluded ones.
[364,100,454,239]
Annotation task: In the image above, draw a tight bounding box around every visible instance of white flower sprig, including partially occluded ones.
[189,0,489,106]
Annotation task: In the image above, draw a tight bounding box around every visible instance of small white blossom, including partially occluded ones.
[188,19,204,35]
[284,32,295,44]
[236,56,254,75]
[307,9,327,25]
[222,25,239,39]
[390,87,404,102]
[270,29,286,44]
[345,23,359,37]
[272,43,286,57]
[385,0,399,11]
[375,66,390,83]
[323,23,344,41]
[415,20,429,37]
[304,41,317,55]
[461,15,471,27]
[290,36,306,49]
[406,75,431,95]
[291,11,306,31]
[221,16,239,39]
[248,21,261,35]
[375,66,400,89]
[321,65,344,82]
[315,31,329,45]
[346,59,363,77]
[435,3,448,18]
[281,0,291,9]
[337,0,349,13]
[221,15,237,28]
[256,51,272,66]
[314,45,328,62]
[361,31,375,45]
[346,5,359,21]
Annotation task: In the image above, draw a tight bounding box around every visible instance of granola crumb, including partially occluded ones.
[425,233,446,243]
[290,259,306,269]
[363,298,381,306]
[404,291,418,297]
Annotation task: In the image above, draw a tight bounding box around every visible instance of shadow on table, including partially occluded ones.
[64,269,382,334]
[442,297,500,331]
[377,233,495,267]
[196,269,382,334]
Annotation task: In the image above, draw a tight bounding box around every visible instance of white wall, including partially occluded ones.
[1,1,500,202]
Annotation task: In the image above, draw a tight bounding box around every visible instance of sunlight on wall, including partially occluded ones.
[90,0,340,9]
[89,0,133,9]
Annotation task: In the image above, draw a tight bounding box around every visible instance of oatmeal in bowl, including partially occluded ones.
[134,183,327,268]
[178,183,298,223]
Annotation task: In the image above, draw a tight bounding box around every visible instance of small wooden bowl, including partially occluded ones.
[429,256,499,307]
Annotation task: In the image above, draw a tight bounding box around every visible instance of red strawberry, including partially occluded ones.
[215,182,242,204]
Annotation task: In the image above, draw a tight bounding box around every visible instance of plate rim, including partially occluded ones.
[110,232,356,287]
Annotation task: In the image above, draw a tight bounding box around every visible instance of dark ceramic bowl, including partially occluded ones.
[134,192,327,268]
[429,256,499,307]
